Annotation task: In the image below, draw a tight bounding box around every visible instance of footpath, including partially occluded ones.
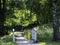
[15,32,40,45]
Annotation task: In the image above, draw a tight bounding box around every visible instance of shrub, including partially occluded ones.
[0,35,16,45]
[37,26,53,42]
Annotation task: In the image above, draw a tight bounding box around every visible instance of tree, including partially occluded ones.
[0,0,7,36]
[4,0,37,27]
[51,0,60,41]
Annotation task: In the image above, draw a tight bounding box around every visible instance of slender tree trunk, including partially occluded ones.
[0,0,1,10]
[0,0,7,36]
[51,0,60,41]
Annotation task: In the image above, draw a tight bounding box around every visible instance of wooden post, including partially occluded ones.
[12,28,15,42]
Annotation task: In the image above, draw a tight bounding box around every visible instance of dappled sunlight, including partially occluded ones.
[40,0,48,5]
[40,42,46,45]
[0,0,60,45]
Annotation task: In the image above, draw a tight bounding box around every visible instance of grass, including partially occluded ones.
[40,41,60,45]
[0,35,16,45]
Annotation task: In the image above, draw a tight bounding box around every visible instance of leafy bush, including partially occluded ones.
[0,35,16,45]
[23,29,32,40]
[37,26,53,42]
[23,25,53,42]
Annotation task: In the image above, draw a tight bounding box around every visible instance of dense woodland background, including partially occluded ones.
[0,0,60,41]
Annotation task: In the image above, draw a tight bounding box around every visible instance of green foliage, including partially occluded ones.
[40,42,60,45]
[37,25,53,42]
[22,24,53,42]
[0,35,16,45]
[4,0,37,27]
[4,0,59,27]
[1,0,60,27]
[23,29,32,40]
[5,9,37,27]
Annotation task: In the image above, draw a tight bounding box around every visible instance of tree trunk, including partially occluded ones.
[51,0,60,41]
[0,0,7,36]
